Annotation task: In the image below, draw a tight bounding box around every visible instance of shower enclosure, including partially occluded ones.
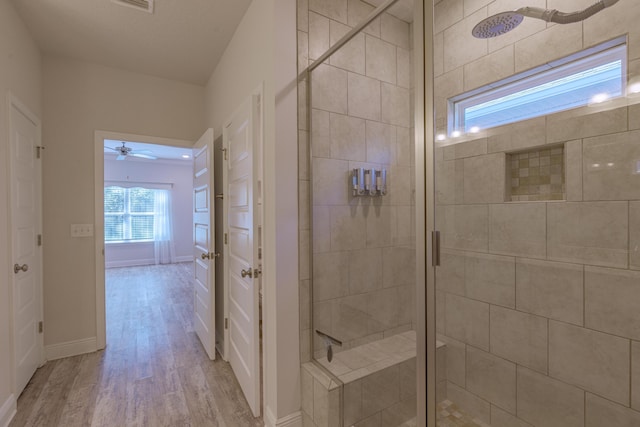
[298,0,424,426]
[432,0,640,426]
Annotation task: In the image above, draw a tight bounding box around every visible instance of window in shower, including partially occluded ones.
[449,37,627,134]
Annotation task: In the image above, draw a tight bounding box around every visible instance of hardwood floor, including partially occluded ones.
[10,262,263,427]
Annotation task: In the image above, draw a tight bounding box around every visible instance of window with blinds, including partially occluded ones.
[104,186,155,242]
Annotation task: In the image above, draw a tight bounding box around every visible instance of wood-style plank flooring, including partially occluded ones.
[10,262,263,427]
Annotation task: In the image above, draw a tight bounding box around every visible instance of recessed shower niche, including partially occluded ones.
[508,145,565,202]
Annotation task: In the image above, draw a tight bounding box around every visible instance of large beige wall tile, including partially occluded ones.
[464,46,514,91]
[438,334,466,387]
[299,30,310,72]
[632,202,640,270]
[343,379,363,427]
[438,204,489,252]
[489,203,546,258]
[368,287,400,332]
[586,393,640,427]
[486,117,546,153]
[347,0,380,38]
[329,113,366,161]
[389,165,412,205]
[547,107,627,144]
[382,246,415,288]
[491,406,533,427]
[486,0,546,53]
[311,109,331,157]
[381,83,410,127]
[463,153,506,204]
[443,138,487,160]
[309,12,330,60]
[547,201,628,268]
[434,68,463,129]
[517,366,584,427]
[583,130,640,201]
[348,248,383,295]
[434,0,463,34]
[309,0,348,24]
[348,72,381,121]
[565,139,583,201]
[380,13,409,50]
[582,0,640,60]
[447,382,491,424]
[514,23,582,73]
[465,253,515,308]
[436,249,465,296]
[466,347,517,413]
[490,306,547,374]
[311,64,348,114]
[443,9,488,72]
[313,157,349,205]
[435,158,464,206]
[330,205,366,251]
[463,0,490,16]
[434,32,444,77]
[313,206,330,253]
[365,120,395,164]
[365,205,396,247]
[313,251,350,302]
[585,266,640,341]
[633,341,640,410]
[365,35,397,84]
[332,294,369,342]
[631,104,640,131]
[436,290,445,334]
[397,48,411,89]
[549,320,630,405]
[329,22,365,74]
[361,365,400,418]
[445,293,489,351]
[298,0,309,31]
[516,258,583,326]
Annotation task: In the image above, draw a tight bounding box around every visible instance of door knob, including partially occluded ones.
[14,264,28,274]
[201,252,221,260]
[201,252,210,260]
[241,268,253,278]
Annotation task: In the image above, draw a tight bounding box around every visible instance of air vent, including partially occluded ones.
[111,0,154,13]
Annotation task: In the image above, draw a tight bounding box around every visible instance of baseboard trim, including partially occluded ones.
[0,394,16,427]
[106,257,192,268]
[264,408,302,427]
[45,337,97,361]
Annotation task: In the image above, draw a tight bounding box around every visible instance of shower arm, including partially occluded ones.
[517,0,619,25]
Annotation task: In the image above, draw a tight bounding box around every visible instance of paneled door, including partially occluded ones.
[192,128,216,360]
[10,97,43,395]
[224,93,261,417]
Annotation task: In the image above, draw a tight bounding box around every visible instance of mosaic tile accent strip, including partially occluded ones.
[509,146,565,201]
[436,400,490,427]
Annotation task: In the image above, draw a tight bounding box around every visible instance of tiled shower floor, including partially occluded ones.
[436,400,490,427]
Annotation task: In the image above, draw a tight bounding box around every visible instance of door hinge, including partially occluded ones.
[38,321,43,334]
[432,231,441,267]
[36,146,45,159]
[225,318,229,329]
[224,233,228,244]
[221,147,228,160]
[37,234,42,246]
[215,193,224,200]
[258,247,262,260]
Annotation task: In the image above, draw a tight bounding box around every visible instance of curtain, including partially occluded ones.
[154,189,176,264]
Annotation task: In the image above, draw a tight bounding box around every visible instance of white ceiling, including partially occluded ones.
[11,0,252,85]
[104,139,193,162]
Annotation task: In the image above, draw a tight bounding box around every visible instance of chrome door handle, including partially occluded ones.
[201,252,221,260]
[14,264,28,274]
[241,268,253,278]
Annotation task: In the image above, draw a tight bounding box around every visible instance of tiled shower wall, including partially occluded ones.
[435,0,640,426]
[297,0,416,366]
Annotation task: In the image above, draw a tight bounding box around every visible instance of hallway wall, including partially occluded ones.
[0,0,42,422]
[42,56,205,349]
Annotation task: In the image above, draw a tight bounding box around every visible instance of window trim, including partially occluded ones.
[448,36,628,134]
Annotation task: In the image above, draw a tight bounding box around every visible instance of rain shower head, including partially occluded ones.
[472,0,621,39]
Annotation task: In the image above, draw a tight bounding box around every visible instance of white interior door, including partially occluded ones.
[224,94,261,417]
[10,98,43,395]
[192,128,216,360]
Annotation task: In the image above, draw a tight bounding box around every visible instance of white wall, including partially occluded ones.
[104,157,193,267]
[204,0,301,424]
[0,0,42,422]
[42,56,204,348]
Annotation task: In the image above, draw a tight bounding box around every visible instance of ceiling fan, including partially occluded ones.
[106,142,157,160]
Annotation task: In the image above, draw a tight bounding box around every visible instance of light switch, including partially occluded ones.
[70,224,94,237]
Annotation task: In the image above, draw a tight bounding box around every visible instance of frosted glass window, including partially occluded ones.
[449,40,627,133]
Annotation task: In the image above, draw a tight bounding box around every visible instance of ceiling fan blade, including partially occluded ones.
[131,153,157,160]
[129,149,154,155]
[116,154,127,160]
[105,146,120,152]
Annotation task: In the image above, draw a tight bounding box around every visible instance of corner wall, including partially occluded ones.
[42,56,204,349]
[0,0,42,422]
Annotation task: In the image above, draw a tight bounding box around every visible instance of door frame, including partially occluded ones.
[93,130,193,349]
[7,93,44,391]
